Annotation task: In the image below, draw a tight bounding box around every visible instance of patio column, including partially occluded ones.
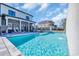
[49,26,52,31]
[0,17,1,26]
[28,22,30,32]
[33,23,35,32]
[66,3,79,56]
[26,22,28,32]
[30,23,32,32]
[20,20,21,32]
[6,16,8,33]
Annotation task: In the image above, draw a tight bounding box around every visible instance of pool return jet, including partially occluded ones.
[66,3,79,56]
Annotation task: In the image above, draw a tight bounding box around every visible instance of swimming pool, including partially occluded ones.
[8,32,69,56]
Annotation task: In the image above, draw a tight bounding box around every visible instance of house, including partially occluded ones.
[37,20,54,32]
[0,3,35,34]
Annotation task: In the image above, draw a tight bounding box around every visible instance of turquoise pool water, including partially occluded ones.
[8,32,69,56]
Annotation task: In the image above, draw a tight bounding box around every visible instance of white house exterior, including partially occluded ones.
[0,3,35,34]
[37,20,54,32]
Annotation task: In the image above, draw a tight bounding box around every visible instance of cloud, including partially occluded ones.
[38,3,49,12]
[21,3,38,10]
[46,8,60,17]
[46,3,68,17]
[51,9,68,26]
[6,3,21,9]
[37,17,49,23]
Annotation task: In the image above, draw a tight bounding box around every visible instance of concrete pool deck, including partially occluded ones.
[0,37,22,56]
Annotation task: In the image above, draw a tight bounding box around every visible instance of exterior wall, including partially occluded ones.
[66,3,79,56]
[38,24,50,28]
[37,22,54,32]
[0,4,32,20]
[37,22,54,29]
[0,4,35,33]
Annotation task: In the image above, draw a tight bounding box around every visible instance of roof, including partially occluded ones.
[38,20,54,24]
[0,3,33,17]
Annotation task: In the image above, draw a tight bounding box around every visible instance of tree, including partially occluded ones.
[61,18,66,30]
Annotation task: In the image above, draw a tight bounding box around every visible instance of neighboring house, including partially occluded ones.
[0,3,35,34]
[37,20,54,32]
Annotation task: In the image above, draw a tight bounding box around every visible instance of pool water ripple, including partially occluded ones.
[8,32,69,56]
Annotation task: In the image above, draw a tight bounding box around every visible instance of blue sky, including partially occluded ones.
[6,3,68,26]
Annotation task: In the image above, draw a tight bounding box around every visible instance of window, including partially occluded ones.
[8,10,15,16]
[26,16,30,20]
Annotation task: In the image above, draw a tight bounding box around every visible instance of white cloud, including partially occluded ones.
[37,17,49,23]
[52,9,67,20]
[51,9,68,27]
[46,4,67,17]
[52,13,63,25]
[64,9,68,14]
[22,3,37,10]
[38,3,49,12]
[46,8,60,17]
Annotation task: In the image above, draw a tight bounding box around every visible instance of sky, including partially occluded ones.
[6,3,68,27]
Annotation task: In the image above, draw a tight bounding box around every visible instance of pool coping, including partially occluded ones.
[1,32,39,37]
[0,37,23,56]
